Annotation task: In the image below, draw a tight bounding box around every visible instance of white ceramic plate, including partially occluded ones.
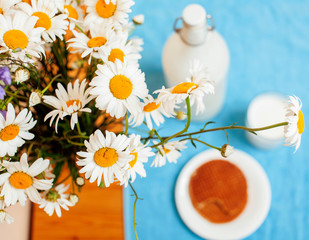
[175,149,271,240]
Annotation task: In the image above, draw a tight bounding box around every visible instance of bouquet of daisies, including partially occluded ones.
[0,0,304,237]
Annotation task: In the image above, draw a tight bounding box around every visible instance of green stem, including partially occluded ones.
[151,97,191,148]
[1,85,29,109]
[66,139,84,146]
[129,182,139,240]
[146,122,289,142]
[5,91,28,100]
[1,96,13,110]
[55,174,71,186]
[42,74,61,94]
[75,24,85,34]
[27,142,34,157]
[76,121,82,136]
[175,122,289,139]
[52,42,67,80]
[181,137,221,151]
[71,176,76,194]
[124,113,129,135]
[68,135,89,140]
[153,129,163,142]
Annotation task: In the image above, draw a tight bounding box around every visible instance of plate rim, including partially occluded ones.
[174,149,271,240]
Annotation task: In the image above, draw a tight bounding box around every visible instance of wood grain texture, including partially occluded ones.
[31,181,124,240]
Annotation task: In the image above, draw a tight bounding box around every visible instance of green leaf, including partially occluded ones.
[68,159,79,181]
[201,121,216,131]
[53,161,65,184]
[190,139,197,148]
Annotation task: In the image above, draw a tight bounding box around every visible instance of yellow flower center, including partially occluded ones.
[94,147,118,167]
[45,189,60,202]
[109,75,133,99]
[32,12,52,30]
[143,102,161,112]
[64,5,79,20]
[22,0,32,4]
[0,125,20,141]
[0,8,3,14]
[95,0,117,18]
[129,152,138,168]
[66,99,81,108]
[172,82,198,94]
[3,30,29,50]
[108,48,125,63]
[297,110,305,134]
[163,147,171,154]
[9,172,33,189]
[87,37,107,48]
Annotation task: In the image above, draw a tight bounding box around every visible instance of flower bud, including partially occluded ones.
[176,110,187,120]
[133,14,144,25]
[15,68,30,84]
[75,176,85,187]
[69,194,79,206]
[29,90,42,107]
[221,144,234,158]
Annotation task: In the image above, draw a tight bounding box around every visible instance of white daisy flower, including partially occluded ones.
[76,130,131,187]
[284,96,305,152]
[122,21,135,34]
[15,67,30,84]
[63,0,84,30]
[18,0,69,42]
[43,79,94,133]
[84,0,134,29]
[129,95,174,130]
[39,184,73,217]
[90,60,148,118]
[0,103,37,157]
[53,0,65,11]
[127,37,143,53]
[43,164,55,179]
[0,153,53,206]
[123,134,154,185]
[67,23,115,64]
[29,90,42,107]
[155,60,214,115]
[151,140,187,167]
[0,0,21,15]
[0,209,14,224]
[0,11,45,62]
[100,31,142,65]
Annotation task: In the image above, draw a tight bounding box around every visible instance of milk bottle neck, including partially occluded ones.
[180,21,207,46]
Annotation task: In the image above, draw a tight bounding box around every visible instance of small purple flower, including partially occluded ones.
[0,111,6,118]
[0,87,5,100]
[0,66,12,100]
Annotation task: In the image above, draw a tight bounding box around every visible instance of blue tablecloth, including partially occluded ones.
[124,0,309,239]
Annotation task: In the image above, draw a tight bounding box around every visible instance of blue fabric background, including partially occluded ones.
[124,0,309,239]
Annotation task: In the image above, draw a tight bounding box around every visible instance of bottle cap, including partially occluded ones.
[246,92,287,149]
[182,4,206,27]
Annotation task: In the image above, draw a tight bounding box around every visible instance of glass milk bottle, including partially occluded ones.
[162,4,230,121]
